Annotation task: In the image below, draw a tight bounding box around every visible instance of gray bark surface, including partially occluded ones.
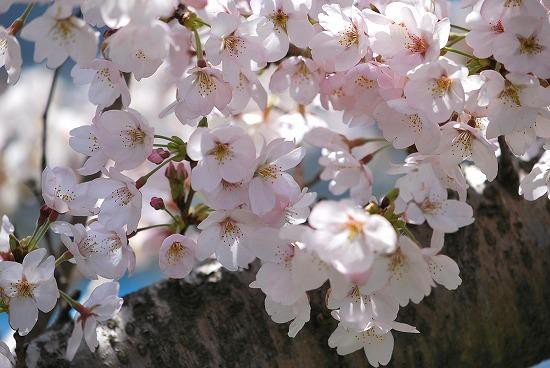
[25,180,550,367]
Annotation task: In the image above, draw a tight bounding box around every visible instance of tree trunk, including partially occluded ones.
[25,179,550,367]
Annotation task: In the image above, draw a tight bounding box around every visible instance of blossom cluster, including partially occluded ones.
[0,0,548,366]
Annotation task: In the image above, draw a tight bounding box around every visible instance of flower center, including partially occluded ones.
[210,143,232,162]
[135,49,147,61]
[490,20,504,33]
[52,19,75,42]
[54,185,76,202]
[195,71,216,97]
[354,75,376,89]
[256,164,279,181]
[223,35,244,57]
[270,9,288,32]
[420,199,442,213]
[498,83,522,108]
[167,242,187,264]
[431,76,452,97]
[406,33,428,55]
[220,218,242,245]
[125,127,145,146]
[111,186,134,206]
[504,0,522,7]
[0,38,7,55]
[15,278,36,297]
[98,67,114,88]
[345,217,363,241]
[339,24,359,48]
[388,248,405,274]
[518,35,544,56]
[407,114,422,132]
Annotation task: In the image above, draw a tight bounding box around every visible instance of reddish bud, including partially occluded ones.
[150,197,165,210]
[197,59,207,68]
[136,176,147,189]
[38,205,58,225]
[165,162,178,180]
[148,148,170,164]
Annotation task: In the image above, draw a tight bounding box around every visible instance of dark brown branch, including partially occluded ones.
[26,179,550,367]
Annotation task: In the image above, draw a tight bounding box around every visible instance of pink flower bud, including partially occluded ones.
[150,197,165,210]
[148,148,170,164]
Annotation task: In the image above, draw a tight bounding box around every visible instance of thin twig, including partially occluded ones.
[41,67,60,176]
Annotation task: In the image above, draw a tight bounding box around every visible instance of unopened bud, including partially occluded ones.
[38,205,58,225]
[197,59,207,68]
[165,162,178,180]
[150,197,165,210]
[148,148,170,164]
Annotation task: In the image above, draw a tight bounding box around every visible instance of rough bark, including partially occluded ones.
[25,180,550,368]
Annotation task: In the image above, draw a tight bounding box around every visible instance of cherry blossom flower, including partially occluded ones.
[328,321,419,367]
[0,248,58,336]
[480,0,546,19]
[225,69,268,114]
[166,20,193,79]
[371,2,450,75]
[250,227,329,305]
[159,234,196,278]
[519,151,550,201]
[270,56,321,105]
[21,4,98,68]
[163,66,232,126]
[0,342,14,368]
[308,200,397,275]
[249,138,305,215]
[250,0,314,62]
[310,4,369,72]
[94,109,154,171]
[196,209,257,271]
[260,187,316,226]
[397,167,474,233]
[187,125,256,193]
[0,215,14,253]
[422,232,462,290]
[361,236,432,306]
[107,20,170,80]
[493,16,550,78]
[465,11,507,59]
[66,282,123,360]
[202,179,250,211]
[95,169,142,234]
[327,275,399,331]
[265,294,310,337]
[435,121,498,181]
[341,62,386,126]
[484,73,550,141]
[404,57,468,124]
[0,26,22,85]
[69,123,108,176]
[41,166,98,216]
[71,59,130,109]
[204,11,264,85]
[375,100,441,154]
[54,221,135,280]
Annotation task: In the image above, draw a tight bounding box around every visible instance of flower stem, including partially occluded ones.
[55,250,73,267]
[450,24,470,32]
[164,208,179,224]
[154,134,179,143]
[193,28,204,63]
[442,47,477,60]
[446,35,466,47]
[134,223,171,234]
[8,3,34,35]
